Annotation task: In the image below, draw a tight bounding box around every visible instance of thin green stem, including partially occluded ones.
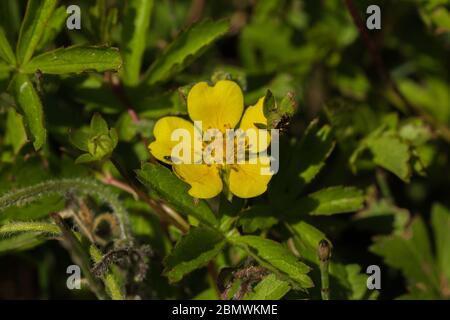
[0,221,60,236]
[0,178,132,242]
[318,239,331,300]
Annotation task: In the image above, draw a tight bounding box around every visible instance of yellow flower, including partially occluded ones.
[149,80,273,199]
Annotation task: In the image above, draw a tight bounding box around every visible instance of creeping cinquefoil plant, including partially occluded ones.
[0,0,449,301]
[149,80,275,199]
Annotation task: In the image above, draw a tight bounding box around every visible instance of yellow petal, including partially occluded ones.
[188,80,244,132]
[174,164,223,199]
[149,116,199,164]
[239,97,271,153]
[228,157,273,198]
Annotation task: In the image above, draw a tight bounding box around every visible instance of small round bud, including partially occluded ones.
[318,239,331,262]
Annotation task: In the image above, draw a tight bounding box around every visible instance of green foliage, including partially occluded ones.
[245,274,291,300]
[0,27,16,65]
[163,227,225,283]
[294,186,365,216]
[70,113,118,163]
[121,0,154,86]
[22,46,122,74]
[10,73,46,150]
[137,163,218,227]
[143,19,229,86]
[0,0,448,301]
[16,0,58,64]
[371,204,450,299]
[231,235,313,289]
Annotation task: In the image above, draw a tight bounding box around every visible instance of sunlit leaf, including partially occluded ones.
[163,227,225,282]
[144,19,229,86]
[22,46,123,74]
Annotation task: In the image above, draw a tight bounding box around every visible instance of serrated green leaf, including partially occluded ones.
[144,19,229,86]
[367,134,411,182]
[232,235,313,289]
[163,227,225,282]
[122,0,154,86]
[245,274,291,300]
[291,186,364,217]
[136,163,218,226]
[0,26,16,65]
[21,46,123,74]
[10,73,46,150]
[16,0,58,65]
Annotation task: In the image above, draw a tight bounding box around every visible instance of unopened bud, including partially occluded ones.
[318,239,331,262]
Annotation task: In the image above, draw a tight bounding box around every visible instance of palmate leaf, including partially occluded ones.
[136,163,218,227]
[121,0,154,86]
[231,235,313,289]
[143,19,229,86]
[16,0,58,65]
[10,73,46,150]
[163,227,225,283]
[21,46,123,74]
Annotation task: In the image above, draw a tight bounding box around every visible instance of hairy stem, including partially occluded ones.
[0,178,132,242]
[0,221,60,236]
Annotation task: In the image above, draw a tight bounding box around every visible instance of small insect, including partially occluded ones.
[274,114,292,133]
